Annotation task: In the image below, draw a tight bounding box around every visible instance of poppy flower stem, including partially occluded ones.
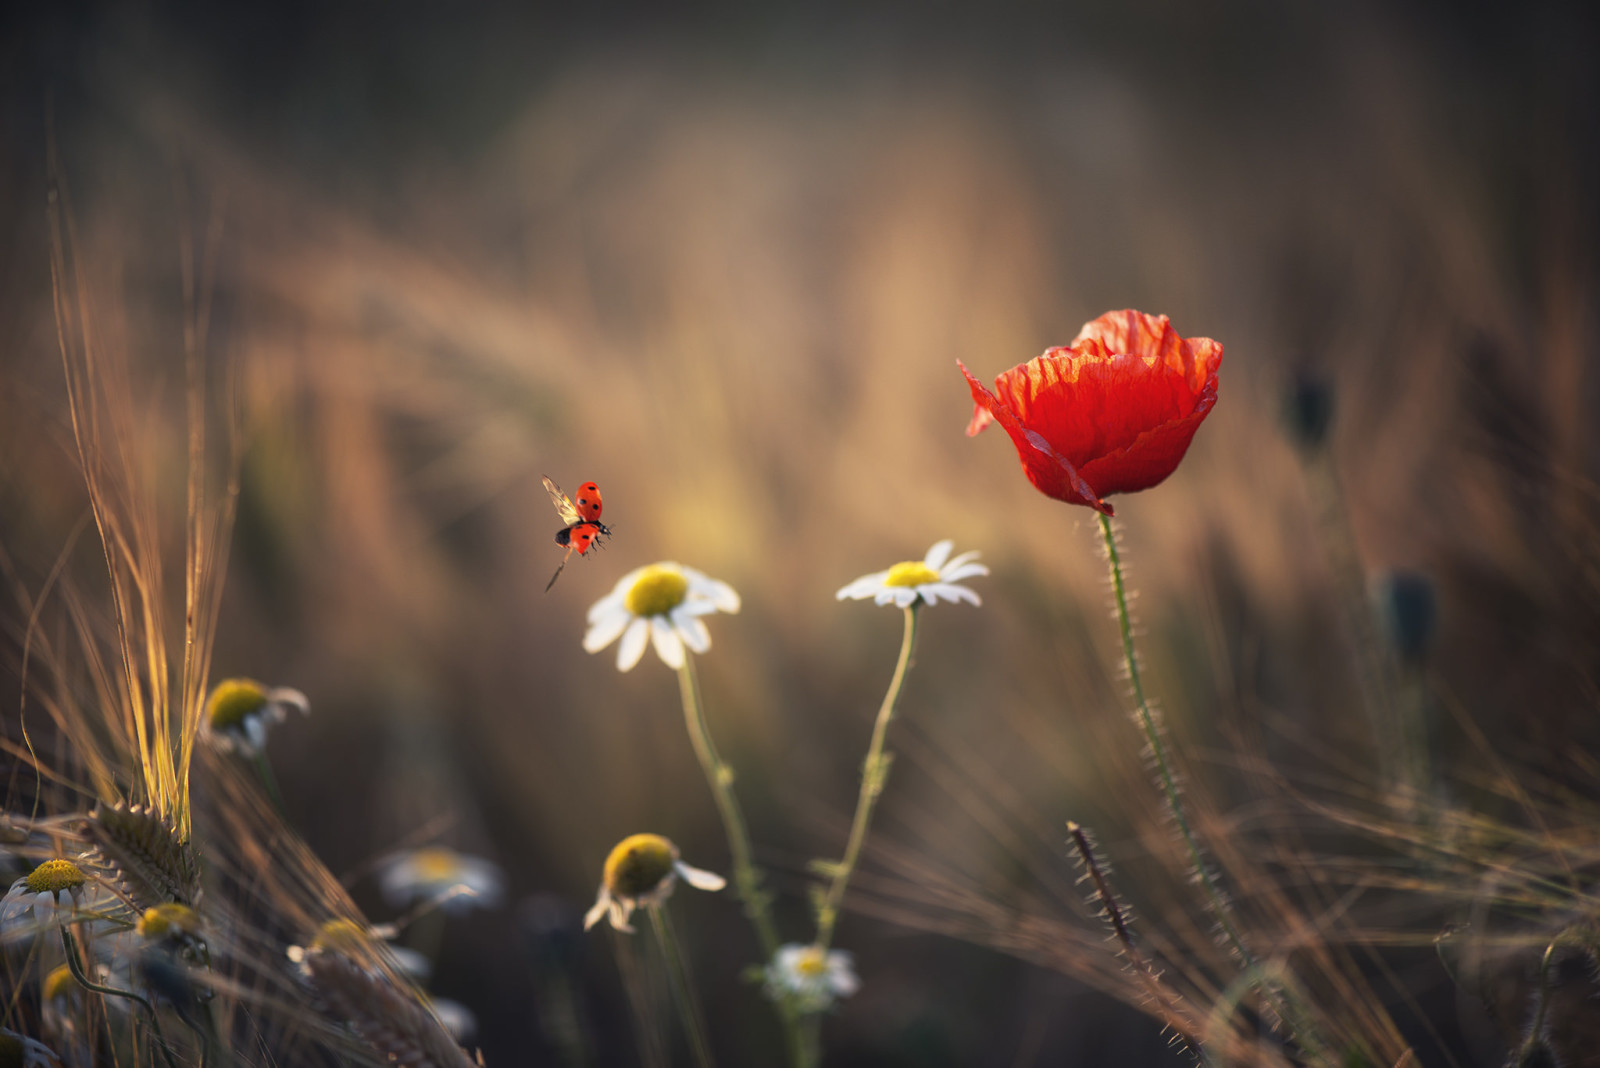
[675,656,809,1068]
[813,604,920,952]
[1098,514,1330,1064]
[648,903,716,1068]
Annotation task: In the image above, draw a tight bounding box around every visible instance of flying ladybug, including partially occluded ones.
[543,475,613,592]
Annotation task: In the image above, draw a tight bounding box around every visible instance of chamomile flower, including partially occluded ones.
[1,859,88,931]
[0,1029,58,1068]
[765,943,861,1014]
[377,847,506,915]
[201,678,309,756]
[583,563,740,672]
[835,540,987,608]
[583,834,726,934]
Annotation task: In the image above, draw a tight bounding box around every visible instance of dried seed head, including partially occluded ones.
[302,943,475,1067]
[85,804,202,908]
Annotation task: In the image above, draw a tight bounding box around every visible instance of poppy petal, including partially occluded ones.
[958,359,1112,513]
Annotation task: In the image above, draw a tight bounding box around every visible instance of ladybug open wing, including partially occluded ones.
[573,482,604,524]
[542,475,582,527]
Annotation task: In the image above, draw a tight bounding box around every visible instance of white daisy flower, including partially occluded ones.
[836,540,988,608]
[0,1028,59,1067]
[583,563,740,672]
[765,943,861,1014]
[200,678,309,756]
[583,834,726,934]
[377,848,506,915]
[0,859,88,932]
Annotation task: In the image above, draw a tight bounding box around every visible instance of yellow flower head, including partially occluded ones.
[584,833,726,933]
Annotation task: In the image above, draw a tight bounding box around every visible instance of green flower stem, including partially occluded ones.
[252,750,287,817]
[813,604,920,951]
[675,656,806,1067]
[1098,514,1328,1064]
[61,926,181,1068]
[648,903,715,1068]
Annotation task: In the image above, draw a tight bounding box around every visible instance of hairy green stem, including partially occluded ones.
[649,904,715,1068]
[62,926,181,1068]
[813,604,920,950]
[675,656,807,1067]
[1099,513,1328,1064]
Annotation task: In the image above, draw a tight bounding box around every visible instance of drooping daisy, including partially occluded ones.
[583,834,726,933]
[765,943,861,1014]
[0,859,88,931]
[583,563,740,672]
[377,847,506,915]
[836,540,988,608]
[0,1028,59,1068]
[201,678,310,756]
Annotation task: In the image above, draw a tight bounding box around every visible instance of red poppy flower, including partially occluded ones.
[960,309,1222,515]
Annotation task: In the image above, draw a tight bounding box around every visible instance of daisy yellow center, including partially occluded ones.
[138,903,199,940]
[625,567,689,617]
[884,562,939,587]
[411,848,463,881]
[207,678,268,728]
[795,947,829,978]
[25,859,85,895]
[43,963,75,1002]
[312,918,371,955]
[603,833,677,899]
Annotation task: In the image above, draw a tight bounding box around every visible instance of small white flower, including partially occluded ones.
[201,678,309,756]
[836,540,988,608]
[1,860,88,935]
[0,1028,59,1067]
[377,848,506,915]
[765,943,861,1014]
[583,563,740,672]
[583,834,726,934]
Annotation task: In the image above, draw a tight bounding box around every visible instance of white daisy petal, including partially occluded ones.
[617,618,651,672]
[940,563,990,583]
[893,588,919,608]
[674,860,727,891]
[268,687,311,717]
[704,580,740,614]
[674,612,712,654]
[583,608,632,653]
[586,589,628,625]
[837,573,889,600]
[874,588,897,606]
[650,617,685,669]
[941,550,982,573]
[584,887,612,931]
[830,958,862,997]
[923,540,955,571]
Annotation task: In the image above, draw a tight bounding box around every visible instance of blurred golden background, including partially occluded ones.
[3,2,1599,1063]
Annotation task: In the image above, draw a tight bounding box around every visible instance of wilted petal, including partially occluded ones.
[674,861,727,891]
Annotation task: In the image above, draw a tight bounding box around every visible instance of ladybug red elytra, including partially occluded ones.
[543,476,613,591]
